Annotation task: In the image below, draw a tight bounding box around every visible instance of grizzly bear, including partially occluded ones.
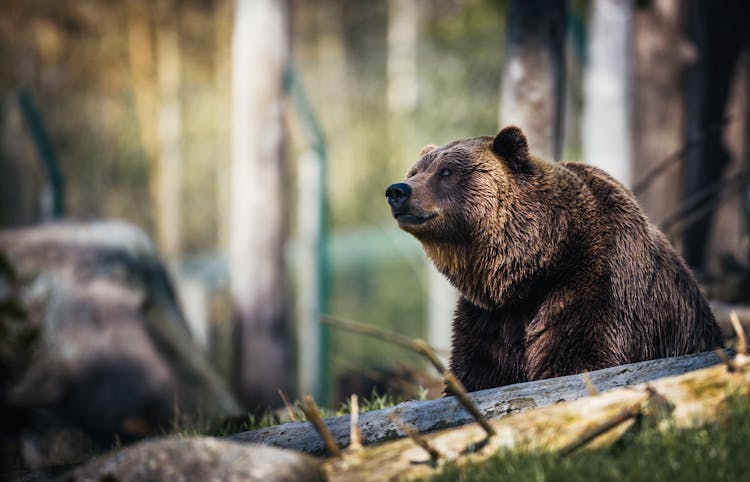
[385,126,723,392]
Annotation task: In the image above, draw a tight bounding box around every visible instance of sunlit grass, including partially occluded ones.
[432,395,750,482]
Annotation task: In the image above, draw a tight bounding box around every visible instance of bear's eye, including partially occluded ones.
[439,168,453,178]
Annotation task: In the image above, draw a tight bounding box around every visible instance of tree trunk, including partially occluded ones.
[213,0,233,251]
[631,0,687,227]
[230,350,726,453]
[0,103,40,227]
[681,0,748,272]
[582,0,633,185]
[703,54,748,275]
[387,0,419,116]
[230,0,291,410]
[154,0,183,261]
[125,0,158,178]
[500,0,567,161]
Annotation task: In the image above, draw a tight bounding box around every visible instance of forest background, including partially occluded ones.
[1,0,748,411]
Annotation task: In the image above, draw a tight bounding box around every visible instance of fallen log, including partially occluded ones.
[322,351,750,481]
[230,350,727,453]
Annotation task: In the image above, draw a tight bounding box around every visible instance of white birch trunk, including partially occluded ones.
[583,0,634,185]
[387,0,419,115]
[500,0,566,161]
[230,0,291,408]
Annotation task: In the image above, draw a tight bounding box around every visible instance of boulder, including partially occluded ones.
[68,437,323,482]
[0,221,240,468]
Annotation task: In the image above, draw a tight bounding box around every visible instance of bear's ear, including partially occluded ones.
[491,126,530,172]
[419,144,437,157]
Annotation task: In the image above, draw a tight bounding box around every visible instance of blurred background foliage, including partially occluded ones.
[0,0,519,405]
[1,0,749,410]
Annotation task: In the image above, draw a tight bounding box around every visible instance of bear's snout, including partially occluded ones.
[385,182,411,209]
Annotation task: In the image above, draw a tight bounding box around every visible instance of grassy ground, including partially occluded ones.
[194,389,411,437]
[432,396,750,482]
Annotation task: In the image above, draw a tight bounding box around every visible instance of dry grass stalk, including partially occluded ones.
[300,395,341,458]
[349,394,362,451]
[277,388,298,422]
[730,310,747,355]
[582,373,599,396]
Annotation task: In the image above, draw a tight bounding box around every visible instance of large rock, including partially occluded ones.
[68,437,323,482]
[0,221,240,467]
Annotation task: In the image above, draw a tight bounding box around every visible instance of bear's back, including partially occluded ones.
[558,160,722,358]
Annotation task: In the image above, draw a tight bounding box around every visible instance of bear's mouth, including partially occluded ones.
[394,212,437,227]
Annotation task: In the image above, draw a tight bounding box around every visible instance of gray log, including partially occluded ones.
[229,350,726,454]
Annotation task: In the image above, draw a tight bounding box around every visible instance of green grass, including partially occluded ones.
[432,396,750,482]
[177,388,411,438]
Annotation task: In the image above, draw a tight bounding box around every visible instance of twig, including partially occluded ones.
[349,394,362,451]
[388,412,443,462]
[632,115,732,196]
[322,315,442,367]
[443,373,496,438]
[716,349,736,373]
[323,316,496,438]
[560,385,673,457]
[300,395,341,457]
[277,388,297,422]
[661,171,750,235]
[559,396,645,457]
[641,386,673,419]
[730,310,748,355]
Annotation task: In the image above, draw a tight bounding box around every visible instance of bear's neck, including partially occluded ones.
[422,219,582,311]
[422,239,519,310]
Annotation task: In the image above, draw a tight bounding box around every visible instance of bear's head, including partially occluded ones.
[385,125,531,241]
[385,126,554,308]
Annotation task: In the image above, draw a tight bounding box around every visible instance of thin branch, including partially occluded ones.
[632,115,733,196]
[560,385,673,457]
[300,395,341,457]
[323,315,495,438]
[716,349,736,373]
[277,388,297,422]
[443,373,496,438]
[322,315,435,363]
[661,171,750,234]
[559,396,645,457]
[388,413,443,463]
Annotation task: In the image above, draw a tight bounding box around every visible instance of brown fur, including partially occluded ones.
[386,126,723,392]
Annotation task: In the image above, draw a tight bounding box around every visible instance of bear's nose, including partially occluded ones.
[385,183,412,209]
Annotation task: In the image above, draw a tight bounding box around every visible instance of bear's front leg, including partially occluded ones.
[449,297,528,392]
[523,302,630,381]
